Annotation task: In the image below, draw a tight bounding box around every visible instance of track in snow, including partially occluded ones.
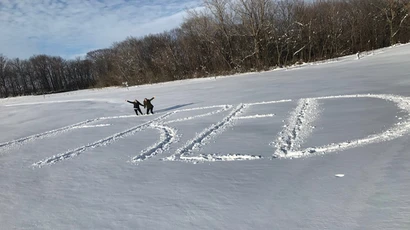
[31,105,231,167]
[0,114,139,152]
[273,94,410,158]
[165,104,248,162]
[131,124,177,163]
[163,105,232,124]
[32,112,173,167]
[273,98,320,158]
[6,93,409,167]
[165,100,292,163]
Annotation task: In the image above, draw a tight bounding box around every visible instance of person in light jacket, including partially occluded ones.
[143,97,155,114]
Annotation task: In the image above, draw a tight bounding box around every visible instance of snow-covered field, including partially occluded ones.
[1,44,410,229]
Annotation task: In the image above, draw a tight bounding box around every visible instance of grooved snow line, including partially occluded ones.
[0,104,230,152]
[32,112,173,167]
[131,124,177,163]
[98,115,136,120]
[74,124,112,129]
[165,104,247,161]
[175,105,232,113]
[234,114,276,119]
[130,105,231,162]
[0,119,96,151]
[276,94,410,158]
[246,99,292,106]
[163,105,232,124]
[180,153,262,162]
[273,98,319,158]
[0,114,136,151]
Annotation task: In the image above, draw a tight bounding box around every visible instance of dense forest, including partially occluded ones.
[1,0,409,98]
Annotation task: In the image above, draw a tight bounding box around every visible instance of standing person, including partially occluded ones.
[144,97,155,114]
[126,99,143,115]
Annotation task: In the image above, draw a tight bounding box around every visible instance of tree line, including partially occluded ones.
[1,0,409,98]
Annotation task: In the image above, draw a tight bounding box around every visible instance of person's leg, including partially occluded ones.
[150,107,154,114]
[134,109,139,115]
[137,107,143,115]
[146,108,150,114]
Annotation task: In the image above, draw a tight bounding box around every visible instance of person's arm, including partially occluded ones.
[148,97,155,101]
[126,100,134,104]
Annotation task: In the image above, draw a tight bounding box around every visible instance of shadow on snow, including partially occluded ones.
[155,103,194,113]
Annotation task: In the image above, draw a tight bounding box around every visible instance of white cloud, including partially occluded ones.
[0,0,202,59]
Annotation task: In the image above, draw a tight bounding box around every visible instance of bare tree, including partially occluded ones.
[2,0,410,98]
[0,55,10,97]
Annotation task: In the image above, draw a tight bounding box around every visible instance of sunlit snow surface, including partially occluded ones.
[1,44,410,229]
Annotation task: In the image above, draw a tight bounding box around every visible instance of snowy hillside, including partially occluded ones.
[1,44,410,229]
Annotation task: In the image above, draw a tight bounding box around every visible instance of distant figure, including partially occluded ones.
[144,97,155,114]
[126,99,143,115]
[356,51,360,60]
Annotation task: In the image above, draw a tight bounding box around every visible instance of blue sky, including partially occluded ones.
[0,0,202,59]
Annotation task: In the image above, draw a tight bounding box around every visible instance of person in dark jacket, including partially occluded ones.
[143,97,155,114]
[126,99,143,115]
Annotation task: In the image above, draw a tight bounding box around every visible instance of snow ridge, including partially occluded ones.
[32,112,174,167]
[131,124,177,163]
[273,98,319,158]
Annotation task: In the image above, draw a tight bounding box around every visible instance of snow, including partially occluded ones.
[2,43,410,229]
